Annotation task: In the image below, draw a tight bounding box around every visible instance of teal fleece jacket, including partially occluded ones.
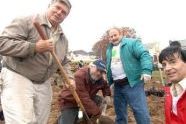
[106,37,153,87]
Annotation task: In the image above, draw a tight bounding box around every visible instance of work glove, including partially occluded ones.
[103,96,111,105]
[140,74,151,83]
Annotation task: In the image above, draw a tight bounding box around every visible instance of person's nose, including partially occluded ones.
[57,10,62,15]
[164,64,172,72]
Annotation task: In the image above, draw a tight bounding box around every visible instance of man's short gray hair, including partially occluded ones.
[50,0,72,9]
[106,27,121,36]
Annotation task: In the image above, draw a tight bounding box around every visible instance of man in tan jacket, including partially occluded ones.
[0,0,74,123]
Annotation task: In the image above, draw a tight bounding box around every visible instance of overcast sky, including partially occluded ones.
[0,0,186,51]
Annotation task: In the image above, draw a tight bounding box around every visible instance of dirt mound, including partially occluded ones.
[48,63,165,124]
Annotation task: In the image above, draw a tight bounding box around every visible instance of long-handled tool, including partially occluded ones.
[155,54,165,86]
[97,102,115,124]
[33,22,92,123]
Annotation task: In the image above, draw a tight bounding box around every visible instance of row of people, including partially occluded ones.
[0,0,185,123]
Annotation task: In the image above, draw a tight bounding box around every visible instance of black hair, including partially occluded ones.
[169,41,181,47]
[159,46,186,64]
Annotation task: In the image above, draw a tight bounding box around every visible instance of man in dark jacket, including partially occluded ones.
[59,59,111,124]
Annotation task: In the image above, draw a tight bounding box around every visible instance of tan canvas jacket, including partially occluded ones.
[0,13,73,83]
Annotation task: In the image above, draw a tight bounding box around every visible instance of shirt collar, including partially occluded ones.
[179,78,186,91]
[36,13,64,35]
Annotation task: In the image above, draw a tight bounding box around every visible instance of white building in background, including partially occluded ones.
[145,42,160,56]
[68,51,96,62]
[145,42,161,67]
[147,40,186,68]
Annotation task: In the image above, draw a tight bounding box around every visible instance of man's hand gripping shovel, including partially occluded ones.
[33,21,93,124]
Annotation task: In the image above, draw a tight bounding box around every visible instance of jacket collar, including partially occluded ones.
[108,37,127,48]
[179,78,186,91]
[120,37,127,47]
[35,13,64,35]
